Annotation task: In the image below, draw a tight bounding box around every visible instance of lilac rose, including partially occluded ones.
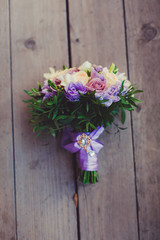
[94,65,103,73]
[96,83,121,107]
[41,80,57,102]
[65,82,88,101]
[91,69,106,81]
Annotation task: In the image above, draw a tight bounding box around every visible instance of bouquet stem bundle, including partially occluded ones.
[79,170,99,184]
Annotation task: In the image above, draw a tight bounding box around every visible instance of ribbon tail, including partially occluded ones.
[61,128,70,147]
[63,142,80,153]
[61,128,80,153]
[89,126,104,140]
[91,140,104,154]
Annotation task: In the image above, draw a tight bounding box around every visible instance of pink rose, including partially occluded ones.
[86,78,107,93]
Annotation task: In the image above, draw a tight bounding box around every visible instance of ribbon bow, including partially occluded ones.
[61,126,104,171]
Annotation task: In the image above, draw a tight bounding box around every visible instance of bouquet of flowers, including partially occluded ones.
[24,61,142,184]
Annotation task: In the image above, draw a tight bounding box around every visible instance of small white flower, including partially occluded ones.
[103,67,109,75]
[43,68,69,80]
[79,61,92,71]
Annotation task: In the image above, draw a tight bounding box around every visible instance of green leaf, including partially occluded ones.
[22,99,32,103]
[24,89,29,94]
[38,82,42,91]
[47,101,54,105]
[48,80,58,90]
[121,109,126,124]
[128,99,138,107]
[52,108,58,120]
[78,119,87,125]
[35,130,43,138]
[55,115,69,120]
[109,63,115,73]
[48,110,53,119]
[113,65,119,74]
[130,97,142,103]
[132,90,143,94]
[89,122,97,130]
[33,126,38,133]
[78,116,85,119]
[86,122,89,132]
[87,69,91,77]
[49,128,56,137]
[32,88,39,93]
[120,80,125,93]
[54,120,59,129]
[63,65,68,70]
[100,99,109,103]
[86,102,89,112]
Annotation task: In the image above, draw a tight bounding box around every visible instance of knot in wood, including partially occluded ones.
[142,25,157,42]
[24,38,36,50]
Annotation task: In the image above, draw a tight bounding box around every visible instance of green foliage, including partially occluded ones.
[24,81,143,137]
[109,63,119,74]
[63,65,68,70]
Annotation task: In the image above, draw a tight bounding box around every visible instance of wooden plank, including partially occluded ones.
[0,1,16,240]
[69,0,139,239]
[10,1,78,239]
[124,0,160,239]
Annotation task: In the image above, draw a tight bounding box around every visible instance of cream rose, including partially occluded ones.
[57,70,89,87]
[102,67,120,88]
[73,71,89,85]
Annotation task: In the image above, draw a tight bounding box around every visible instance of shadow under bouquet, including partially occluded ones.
[24,61,142,184]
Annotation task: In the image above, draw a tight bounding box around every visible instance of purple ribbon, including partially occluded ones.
[61,126,104,171]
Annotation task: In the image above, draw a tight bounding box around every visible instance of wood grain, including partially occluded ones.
[0,1,16,240]
[69,0,139,239]
[10,0,78,239]
[125,0,160,239]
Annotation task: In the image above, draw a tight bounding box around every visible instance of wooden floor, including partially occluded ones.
[0,0,160,239]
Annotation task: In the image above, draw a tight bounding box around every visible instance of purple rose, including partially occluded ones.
[65,82,88,101]
[95,83,120,107]
[91,69,106,81]
[41,80,56,102]
[94,65,103,73]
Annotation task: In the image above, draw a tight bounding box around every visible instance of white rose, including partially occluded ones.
[102,68,120,88]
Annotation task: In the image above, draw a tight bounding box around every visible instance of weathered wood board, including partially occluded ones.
[0,1,16,240]
[10,0,77,239]
[69,0,139,239]
[1,0,159,239]
[125,0,160,239]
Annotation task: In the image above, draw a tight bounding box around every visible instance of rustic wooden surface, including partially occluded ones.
[0,1,16,240]
[0,0,160,240]
[125,1,160,239]
[69,0,138,239]
[10,0,77,240]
